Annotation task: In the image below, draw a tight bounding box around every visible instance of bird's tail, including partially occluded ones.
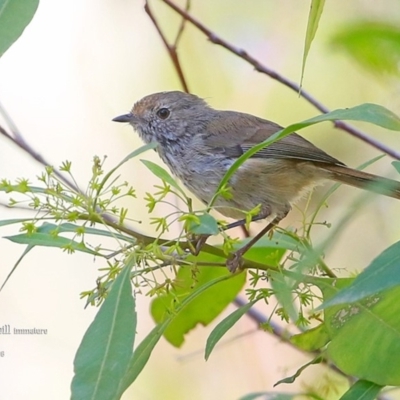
[319,164,400,200]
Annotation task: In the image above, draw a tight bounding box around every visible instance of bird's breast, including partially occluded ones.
[158,147,233,203]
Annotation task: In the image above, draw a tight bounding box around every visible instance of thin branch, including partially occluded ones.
[161,0,400,160]
[173,0,191,47]
[144,0,190,93]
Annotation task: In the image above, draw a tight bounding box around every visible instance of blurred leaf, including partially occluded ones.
[339,380,383,400]
[319,240,400,309]
[151,259,246,347]
[205,300,256,360]
[71,263,136,400]
[301,0,325,86]
[274,356,322,386]
[331,22,400,76]
[0,0,39,57]
[0,184,48,195]
[392,161,400,174]
[270,271,298,323]
[0,218,52,227]
[290,324,330,352]
[187,213,219,235]
[212,103,400,207]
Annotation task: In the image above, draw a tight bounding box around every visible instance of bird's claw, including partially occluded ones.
[226,252,245,273]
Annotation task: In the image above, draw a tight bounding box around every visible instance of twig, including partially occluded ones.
[161,0,400,160]
[144,0,190,93]
[173,0,190,47]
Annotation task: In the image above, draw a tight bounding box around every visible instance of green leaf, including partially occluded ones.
[187,213,219,235]
[0,218,52,227]
[331,22,400,76]
[0,0,39,57]
[115,319,169,398]
[117,273,233,396]
[45,222,132,243]
[319,240,400,309]
[5,232,98,255]
[304,103,400,130]
[71,262,136,400]
[0,184,48,194]
[140,159,186,197]
[300,0,325,86]
[205,300,256,360]
[290,324,330,352]
[392,160,400,174]
[274,356,322,386]
[210,103,400,208]
[0,245,33,292]
[94,142,157,202]
[151,261,246,347]
[312,277,400,386]
[120,142,158,164]
[270,271,298,323]
[339,380,383,400]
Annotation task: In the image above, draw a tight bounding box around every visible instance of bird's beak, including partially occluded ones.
[112,113,134,123]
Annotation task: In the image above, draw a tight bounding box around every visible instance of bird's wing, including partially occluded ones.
[204,111,345,166]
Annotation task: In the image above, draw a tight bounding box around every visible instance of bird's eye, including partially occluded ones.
[156,108,170,120]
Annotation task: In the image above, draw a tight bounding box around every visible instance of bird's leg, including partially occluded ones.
[226,210,289,273]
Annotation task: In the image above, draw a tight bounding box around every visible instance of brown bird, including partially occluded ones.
[113,91,400,270]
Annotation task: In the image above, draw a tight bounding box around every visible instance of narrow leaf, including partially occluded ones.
[141,159,186,197]
[96,142,157,199]
[205,300,256,360]
[116,320,169,397]
[392,160,400,174]
[71,262,136,400]
[0,0,39,57]
[319,240,400,309]
[44,222,132,243]
[210,103,400,208]
[270,271,298,323]
[0,218,53,227]
[300,0,325,86]
[117,273,234,396]
[5,232,98,255]
[339,380,383,400]
[0,245,33,292]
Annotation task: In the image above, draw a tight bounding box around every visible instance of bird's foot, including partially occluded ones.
[226,251,245,273]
